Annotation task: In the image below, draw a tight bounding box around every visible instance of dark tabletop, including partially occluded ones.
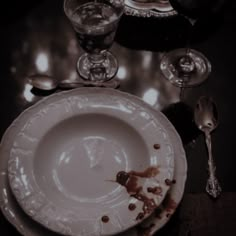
[0,0,235,235]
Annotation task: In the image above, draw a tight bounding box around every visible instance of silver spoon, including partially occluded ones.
[27,74,120,90]
[194,96,222,198]
[27,74,84,91]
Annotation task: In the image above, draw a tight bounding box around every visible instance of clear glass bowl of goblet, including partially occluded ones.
[64,0,124,86]
[159,0,219,90]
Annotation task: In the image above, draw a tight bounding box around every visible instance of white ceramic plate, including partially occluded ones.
[124,0,177,18]
[6,88,175,236]
[0,88,186,236]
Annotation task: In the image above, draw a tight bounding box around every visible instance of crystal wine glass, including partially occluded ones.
[160,0,216,96]
[64,0,124,87]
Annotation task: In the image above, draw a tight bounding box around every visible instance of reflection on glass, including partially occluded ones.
[160,0,214,98]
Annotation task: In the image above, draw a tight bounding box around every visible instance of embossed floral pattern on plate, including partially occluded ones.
[6,88,175,236]
[0,88,187,236]
[124,0,177,18]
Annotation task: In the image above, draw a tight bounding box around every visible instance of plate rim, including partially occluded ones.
[5,88,175,236]
[138,112,187,234]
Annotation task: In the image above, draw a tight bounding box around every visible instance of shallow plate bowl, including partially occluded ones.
[7,88,175,236]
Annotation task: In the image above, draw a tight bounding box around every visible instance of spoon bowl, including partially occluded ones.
[27,74,84,91]
[27,74,120,91]
[194,96,218,133]
[28,74,58,91]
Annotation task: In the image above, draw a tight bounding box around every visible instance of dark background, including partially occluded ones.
[0,0,235,235]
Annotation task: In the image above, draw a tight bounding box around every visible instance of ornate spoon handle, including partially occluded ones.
[204,132,222,198]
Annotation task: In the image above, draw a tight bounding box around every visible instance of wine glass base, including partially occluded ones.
[77,51,118,82]
[160,48,211,87]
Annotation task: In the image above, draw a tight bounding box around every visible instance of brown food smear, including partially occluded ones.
[162,193,177,213]
[147,186,162,195]
[116,166,160,221]
[129,166,160,178]
[131,192,157,215]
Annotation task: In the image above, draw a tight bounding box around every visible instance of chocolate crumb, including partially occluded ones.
[101,216,109,223]
[116,171,130,186]
[136,212,145,220]
[128,203,136,211]
[165,179,172,186]
[153,144,160,149]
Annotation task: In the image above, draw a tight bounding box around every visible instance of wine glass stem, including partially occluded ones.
[180,87,185,101]
[87,52,107,82]
[185,47,190,55]
[88,52,106,64]
[185,18,196,50]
